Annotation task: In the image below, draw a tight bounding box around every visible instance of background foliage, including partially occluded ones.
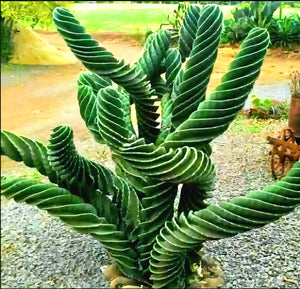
[1,1,72,29]
[220,1,300,50]
[0,1,72,62]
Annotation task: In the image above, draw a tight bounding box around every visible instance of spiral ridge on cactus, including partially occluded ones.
[135,30,171,81]
[172,4,223,128]
[78,71,112,93]
[48,125,118,198]
[150,76,170,100]
[97,86,137,149]
[52,8,150,97]
[1,130,57,182]
[155,93,174,145]
[121,146,216,187]
[178,183,210,214]
[137,181,178,273]
[165,48,182,88]
[97,86,216,187]
[48,125,141,246]
[178,4,201,61]
[77,72,112,143]
[53,7,160,143]
[133,29,172,138]
[0,176,141,278]
[164,27,270,149]
[150,161,300,288]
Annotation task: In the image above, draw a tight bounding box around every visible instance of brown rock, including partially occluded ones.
[201,276,225,288]
[110,276,138,288]
[201,267,211,278]
[188,281,202,288]
[103,263,122,281]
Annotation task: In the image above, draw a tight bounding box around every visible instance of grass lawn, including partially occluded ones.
[42,3,300,37]
[227,113,288,136]
[45,4,234,34]
[70,4,174,35]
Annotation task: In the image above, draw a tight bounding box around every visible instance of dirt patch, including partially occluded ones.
[208,44,300,92]
[1,34,299,173]
[38,30,300,86]
[1,34,146,147]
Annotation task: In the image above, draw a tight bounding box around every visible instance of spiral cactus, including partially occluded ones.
[1,4,299,288]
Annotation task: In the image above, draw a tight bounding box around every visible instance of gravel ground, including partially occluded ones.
[206,134,300,288]
[1,200,110,288]
[1,124,299,288]
[245,83,291,110]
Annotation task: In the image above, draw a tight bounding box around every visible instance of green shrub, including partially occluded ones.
[220,18,252,44]
[153,2,189,47]
[221,1,300,50]
[0,14,15,62]
[250,95,290,119]
[1,1,72,29]
[269,13,300,50]
[251,95,273,111]
[165,2,189,30]
[0,1,72,62]
[1,4,299,288]
[234,1,281,28]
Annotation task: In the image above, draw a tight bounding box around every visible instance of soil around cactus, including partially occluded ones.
[1,37,300,288]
